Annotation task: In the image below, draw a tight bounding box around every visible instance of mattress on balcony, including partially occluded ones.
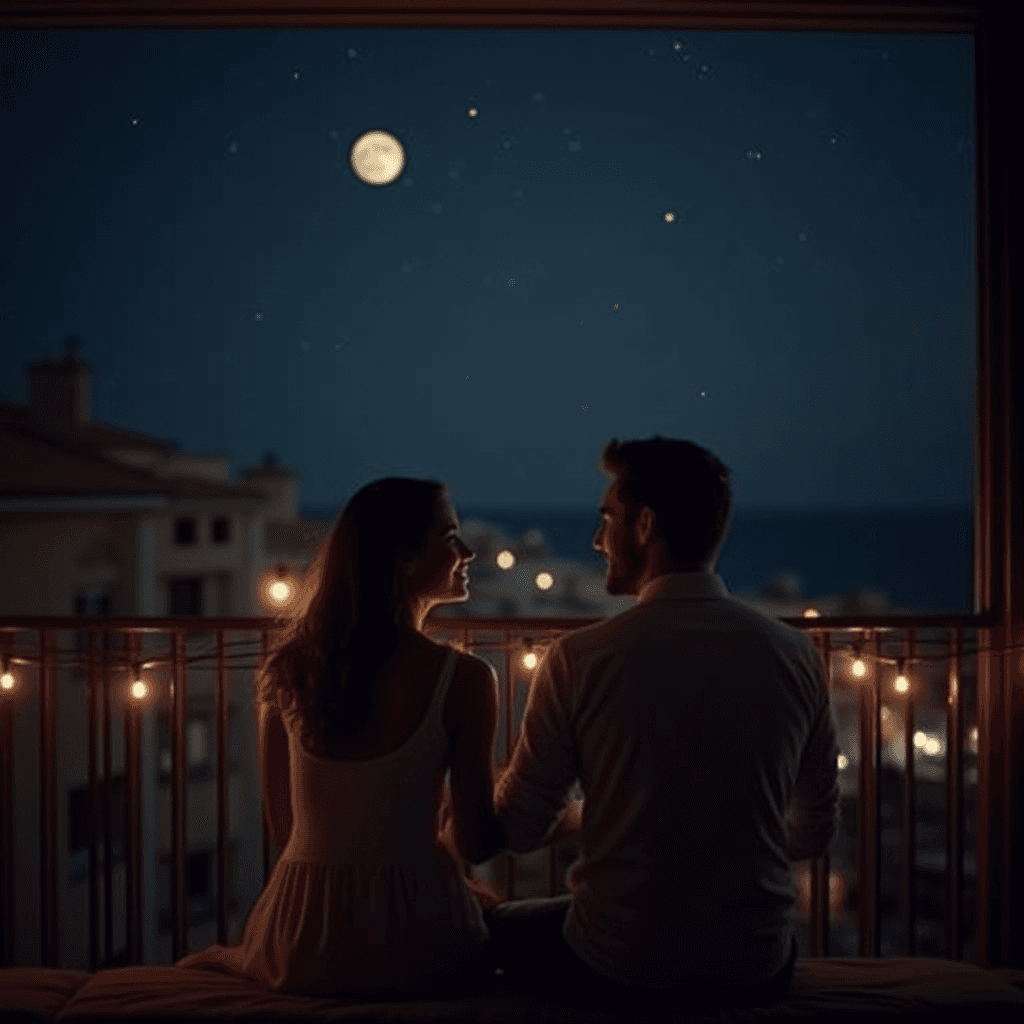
[1,959,1023,1024]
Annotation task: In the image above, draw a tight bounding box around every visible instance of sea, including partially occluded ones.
[455,506,975,615]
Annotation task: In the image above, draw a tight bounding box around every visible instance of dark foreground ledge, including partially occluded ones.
[2,958,1024,1024]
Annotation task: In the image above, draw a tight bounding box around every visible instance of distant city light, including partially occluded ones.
[664,212,675,222]
[496,549,516,569]
[802,607,820,618]
[970,726,979,752]
[837,754,849,771]
[535,572,554,590]
[522,652,539,670]
[468,107,478,117]
[924,737,942,756]
[914,731,928,748]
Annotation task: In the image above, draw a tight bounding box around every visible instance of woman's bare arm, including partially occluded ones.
[447,656,505,865]
[257,699,293,849]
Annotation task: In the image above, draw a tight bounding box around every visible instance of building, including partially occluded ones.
[0,337,332,966]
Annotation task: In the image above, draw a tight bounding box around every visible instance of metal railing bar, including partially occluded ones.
[101,633,112,967]
[857,629,876,957]
[86,630,99,972]
[501,631,515,901]
[215,630,229,946]
[0,634,14,966]
[260,631,271,892]
[126,630,142,964]
[170,629,187,961]
[820,631,832,956]
[873,631,883,956]
[904,629,917,956]
[0,611,1003,633]
[946,627,962,960]
[39,627,57,966]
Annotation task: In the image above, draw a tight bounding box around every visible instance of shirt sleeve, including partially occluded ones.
[494,640,580,854]
[787,671,843,861]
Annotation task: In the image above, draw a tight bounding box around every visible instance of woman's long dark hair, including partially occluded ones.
[255,477,446,754]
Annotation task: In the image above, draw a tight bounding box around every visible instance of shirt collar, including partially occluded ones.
[636,571,730,605]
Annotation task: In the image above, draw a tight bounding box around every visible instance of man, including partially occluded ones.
[468,436,842,1010]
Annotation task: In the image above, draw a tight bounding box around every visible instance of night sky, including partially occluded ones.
[1,28,976,512]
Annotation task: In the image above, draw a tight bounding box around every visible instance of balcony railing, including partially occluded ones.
[0,609,999,970]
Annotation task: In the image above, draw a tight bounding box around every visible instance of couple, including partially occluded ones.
[178,436,841,1011]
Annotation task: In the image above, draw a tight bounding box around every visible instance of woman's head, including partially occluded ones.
[257,477,473,747]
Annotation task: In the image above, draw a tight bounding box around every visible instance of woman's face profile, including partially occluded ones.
[404,491,475,608]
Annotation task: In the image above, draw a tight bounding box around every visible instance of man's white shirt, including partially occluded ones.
[494,571,842,989]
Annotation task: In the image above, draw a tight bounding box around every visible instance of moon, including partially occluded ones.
[349,130,406,186]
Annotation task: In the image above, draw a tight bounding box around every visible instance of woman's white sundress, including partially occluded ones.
[176,648,490,996]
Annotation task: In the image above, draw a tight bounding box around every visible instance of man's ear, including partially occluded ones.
[636,506,656,546]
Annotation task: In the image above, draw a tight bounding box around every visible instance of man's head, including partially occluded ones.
[592,436,732,596]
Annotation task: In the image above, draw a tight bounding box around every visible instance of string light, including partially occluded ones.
[128,661,150,703]
[893,657,910,695]
[521,638,538,670]
[3,631,1020,691]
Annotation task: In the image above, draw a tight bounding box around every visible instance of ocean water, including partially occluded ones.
[457,506,975,615]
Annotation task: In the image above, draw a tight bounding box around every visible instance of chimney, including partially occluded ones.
[238,450,299,521]
[26,336,93,432]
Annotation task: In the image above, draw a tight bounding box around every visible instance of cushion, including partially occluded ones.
[2,958,1023,1024]
[0,969,90,1024]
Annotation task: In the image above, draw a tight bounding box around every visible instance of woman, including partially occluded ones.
[177,477,505,996]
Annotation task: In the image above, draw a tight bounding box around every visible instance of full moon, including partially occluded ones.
[349,129,406,186]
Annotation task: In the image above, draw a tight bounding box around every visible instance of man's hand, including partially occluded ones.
[547,798,584,845]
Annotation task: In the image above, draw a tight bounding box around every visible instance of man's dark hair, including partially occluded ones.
[600,436,732,567]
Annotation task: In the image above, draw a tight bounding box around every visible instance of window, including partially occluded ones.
[157,706,238,783]
[74,589,112,617]
[174,518,197,545]
[211,516,231,544]
[167,577,203,616]
[157,846,238,932]
[67,775,126,884]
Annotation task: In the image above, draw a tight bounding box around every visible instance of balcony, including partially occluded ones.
[0,608,1001,971]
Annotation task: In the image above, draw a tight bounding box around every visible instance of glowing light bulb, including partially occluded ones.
[522,652,538,670]
[496,550,516,569]
[924,737,942,756]
[1,671,14,691]
[130,680,149,701]
[269,580,292,605]
[535,572,554,591]
[468,107,478,117]
[664,212,675,223]
[851,658,867,678]
[837,754,849,771]
[914,731,928,748]
[802,607,820,618]
[893,673,910,694]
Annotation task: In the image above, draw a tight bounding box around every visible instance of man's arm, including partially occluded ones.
[787,685,842,861]
[494,642,580,854]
